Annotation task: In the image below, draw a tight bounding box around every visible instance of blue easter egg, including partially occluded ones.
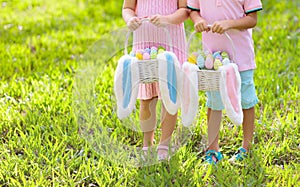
[213,51,221,59]
[215,54,222,61]
[145,47,151,54]
[197,54,205,69]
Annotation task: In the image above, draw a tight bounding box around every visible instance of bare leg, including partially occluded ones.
[207,109,222,151]
[159,104,177,146]
[156,104,177,160]
[242,107,255,151]
[207,108,211,122]
[140,98,158,147]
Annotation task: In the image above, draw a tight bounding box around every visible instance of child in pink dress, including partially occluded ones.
[188,0,262,164]
[122,0,189,160]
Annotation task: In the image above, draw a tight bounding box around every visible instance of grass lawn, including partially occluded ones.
[0,0,299,186]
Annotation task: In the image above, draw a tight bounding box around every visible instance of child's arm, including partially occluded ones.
[189,10,210,32]
[122,0,141,31]
[211,12,258,34]
[149,0,189,27]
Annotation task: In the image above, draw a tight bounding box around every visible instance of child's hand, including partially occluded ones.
[127,17,142,31]
[149,14,168,27]
[194,19,210,32]
[211,20,231,34]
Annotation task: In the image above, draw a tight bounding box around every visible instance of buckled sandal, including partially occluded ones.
[205,150,223,164]
[157,145,170,161]
[229,147,247,163]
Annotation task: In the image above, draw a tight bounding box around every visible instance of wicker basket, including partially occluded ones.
[187,31,236,91]
[124,19,173,84]
[137,59,158,83]
[198,70,221,91]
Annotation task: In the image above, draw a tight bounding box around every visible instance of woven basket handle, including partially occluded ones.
[124,18,173,55]
[187,26,237,63]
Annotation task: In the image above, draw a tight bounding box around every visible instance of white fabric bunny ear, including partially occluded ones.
[219,63,243,125]
[114,55,140,119]
[181,62,199,127]
[157,51,182,115]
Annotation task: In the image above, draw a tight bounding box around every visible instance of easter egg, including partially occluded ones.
[150,50,157,59]
[150,54,157,59]
[136,52,143,60]
[158,49,165,54]
[213,51,221,59]
[143,53,150,60]
[214,59,223,70]
[151,46,157,51]
[150,48,157,52]
[205,53,214,69]
[150,49,157,53]
[215,54,223,61]
[158,46,165,51]
[221,51,229,59]
[222,57,230,65]
[188,54,197,64]
[144,47,151,54]
[197,54,205,69]
[150,47,157,55]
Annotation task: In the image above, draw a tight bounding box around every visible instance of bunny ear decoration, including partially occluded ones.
[114,55,140,119]
[181,62,199,127]
[157,51,182,115]
[219,63,243,125]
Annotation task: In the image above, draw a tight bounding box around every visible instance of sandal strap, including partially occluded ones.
[157,145,170,161]
[238,147,247,153]
[205,150,223,162]
[234,147,247,160]
[157,145,169,151]
[206,150,217,155]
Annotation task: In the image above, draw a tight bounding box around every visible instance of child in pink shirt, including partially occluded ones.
[122,0,189,160]
[188,0,262,164]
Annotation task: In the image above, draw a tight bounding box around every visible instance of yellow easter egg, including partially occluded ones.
[136,53,143,60]
[213,59,223,70]
[188,55,197,64]
[158,49,165,54]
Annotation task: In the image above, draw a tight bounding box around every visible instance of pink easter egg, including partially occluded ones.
[143,53,150,60]
[205,53,214,69]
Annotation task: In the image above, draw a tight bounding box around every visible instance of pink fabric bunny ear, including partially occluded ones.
[114,55,140,119]
[181,62,199,127]
[219,63,243,125]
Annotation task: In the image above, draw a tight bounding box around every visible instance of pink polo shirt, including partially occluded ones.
[187,0,262,71]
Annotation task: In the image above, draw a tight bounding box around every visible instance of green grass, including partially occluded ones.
[0,0,299,186]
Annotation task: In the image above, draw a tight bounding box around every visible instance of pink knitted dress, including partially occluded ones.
[133,0,186,100]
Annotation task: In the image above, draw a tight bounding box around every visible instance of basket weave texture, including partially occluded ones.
[197,70,220,91]
[137,59,158,83]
